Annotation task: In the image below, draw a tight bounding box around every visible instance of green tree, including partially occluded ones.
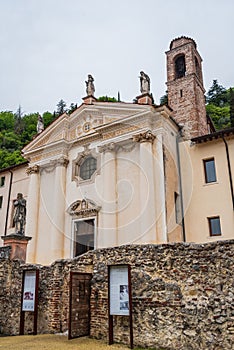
[14,105,24,134]
[206,104,230,130]
[97,96,117,102]
[43,111,56,128]
[160,91,168,105]
[56,99,67,115]
[206,80,228,107]
[68,103,77,115]
[0,111,15,131]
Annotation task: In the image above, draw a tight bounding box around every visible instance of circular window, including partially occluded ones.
[83,122,91,133]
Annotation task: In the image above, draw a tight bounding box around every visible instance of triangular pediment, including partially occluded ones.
[22,101,161,160]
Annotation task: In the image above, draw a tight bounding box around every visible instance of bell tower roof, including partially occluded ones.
[169,36,197,50]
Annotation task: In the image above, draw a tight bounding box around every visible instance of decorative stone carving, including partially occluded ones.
[26,165,39,175]
[85,74,95,96]
[67,199,101,218]
[56,157,69,168]
[133,130,156,143]
[40,157,69,173]
[98,142,116,153]
[140,71,150,94]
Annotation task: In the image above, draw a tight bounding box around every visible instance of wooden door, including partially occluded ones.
[68,272,92,339]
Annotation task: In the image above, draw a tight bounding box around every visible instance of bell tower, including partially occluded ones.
[166,37,208,138]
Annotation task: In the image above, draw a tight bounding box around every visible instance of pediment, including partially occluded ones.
[67,198,101,218]
[22,113,70,155]
[22,102,155,157]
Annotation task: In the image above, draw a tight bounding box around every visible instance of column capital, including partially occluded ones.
[55,157,69,168]
[26,165,39,175]
[133,130,156,144]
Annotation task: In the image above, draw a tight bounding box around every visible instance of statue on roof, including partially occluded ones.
[86,74,95,96]
[37,114,44,134]
[139,71,150,94]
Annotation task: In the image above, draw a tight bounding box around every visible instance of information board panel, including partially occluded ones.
[109,265,129,316]
[22,270,36,312]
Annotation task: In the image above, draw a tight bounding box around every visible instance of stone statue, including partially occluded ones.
[13,193,26,235]
[85,74,95,96]
[37,114,44,134]
[140,71,150,94]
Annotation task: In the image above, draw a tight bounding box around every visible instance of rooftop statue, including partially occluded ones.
[140,71,150,94]
[37,114,44,134]
[86,74,95,96]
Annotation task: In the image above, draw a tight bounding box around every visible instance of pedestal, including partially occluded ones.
[135,93,153,105]
[1,234,32,262]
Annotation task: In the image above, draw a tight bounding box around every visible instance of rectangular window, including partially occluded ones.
[0,176,5,187]
[203,158,217,183]
[0,196,3,209]
[208,216,222,236]
[73,219,95,257]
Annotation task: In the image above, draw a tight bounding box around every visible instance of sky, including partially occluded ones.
[0,0,234,114]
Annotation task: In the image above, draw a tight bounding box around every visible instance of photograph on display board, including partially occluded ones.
[119,285,129,311]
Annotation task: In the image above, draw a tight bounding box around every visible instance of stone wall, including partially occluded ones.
[1,241,234,349]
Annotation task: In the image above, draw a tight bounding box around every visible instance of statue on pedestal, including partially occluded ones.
[85,74,95,96]
[139,71,150,94]
[13,193,26,235]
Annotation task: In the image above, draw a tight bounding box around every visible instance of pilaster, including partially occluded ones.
[98,143,117,247]
[25,165,40,263]
[133,131,157,243]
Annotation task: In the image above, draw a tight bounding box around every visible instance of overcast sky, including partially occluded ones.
[0,0,233,114]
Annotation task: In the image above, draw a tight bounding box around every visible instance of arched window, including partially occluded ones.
[79,156,97,180]
[175,55,186,79]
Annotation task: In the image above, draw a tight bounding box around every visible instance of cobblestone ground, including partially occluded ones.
[0,334,128,350]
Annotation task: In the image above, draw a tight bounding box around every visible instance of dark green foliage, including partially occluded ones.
[97,96,117,102]
[56,99,67,115]
[206,104,230,130]
[205,80,233,130]
[43,111,56,128]
[68,103,78,115]
[0,109,56,169]
[230,88,234,127]
[206,80,228,107]
[160,91,168,105]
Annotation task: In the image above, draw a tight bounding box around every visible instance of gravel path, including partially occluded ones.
[0,334,128,350]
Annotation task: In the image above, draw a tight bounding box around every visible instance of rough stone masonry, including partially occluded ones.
[1,240,234,350]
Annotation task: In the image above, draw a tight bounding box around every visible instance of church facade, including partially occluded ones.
[1,37,233,265]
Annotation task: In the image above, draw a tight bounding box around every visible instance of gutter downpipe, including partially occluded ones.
[176,131,186,242]
[222,136,234,210]
[4,170,13,236]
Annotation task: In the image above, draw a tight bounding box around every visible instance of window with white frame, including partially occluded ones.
[73,218,95,257]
